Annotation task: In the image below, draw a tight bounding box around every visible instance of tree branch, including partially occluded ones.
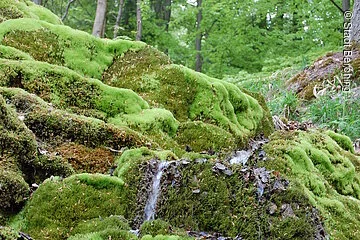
[61,0,76,22]
[329,0,344,13]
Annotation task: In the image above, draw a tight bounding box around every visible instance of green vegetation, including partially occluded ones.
[0,1,359,240]
[261,130,360,239]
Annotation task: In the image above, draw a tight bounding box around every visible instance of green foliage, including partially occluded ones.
[261,130,360,239]
[305,92,360,140]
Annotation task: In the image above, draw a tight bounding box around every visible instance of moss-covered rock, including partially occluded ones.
[0,0,61,24]
[286,50,360,99]
[261,129,360,239]
[175,121,236,152]
[19,174,127,239]
[0,18,144,78]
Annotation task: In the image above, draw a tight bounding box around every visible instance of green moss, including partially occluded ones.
[19,174,127,240]
[261,129,360,239]
[0,45,33,60]
[326,130,355,154]
[114,147,177,178]
[72,215,130,235]
[0,59,151,117]
[0,226,20,240]
[0,0,61,24]
[140,220,171,237]
[0,169,29,212]
[0,18,144,78]
[109,109,179,137]
[68,230,137,240]
[175,121,236,152]
[155,160,316,239]
[104,59,272,148]
[25,107,151,149]
[141,235,193,240]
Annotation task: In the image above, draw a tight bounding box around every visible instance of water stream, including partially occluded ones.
[143,161,169,221]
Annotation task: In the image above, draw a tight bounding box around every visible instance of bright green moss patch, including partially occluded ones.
[0,18,144,78]
[19,174,127,240]
[0,45,33,60]
[326,130,355,154]
[68,230,137,240]
[0,59,150,117]
[140,220,172,237]
[104,60,272,147]
[175,121,236,152]
[0,0,61,24]
[261,129,360,239]
[109,109,179,136]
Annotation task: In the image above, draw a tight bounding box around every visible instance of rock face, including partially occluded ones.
[0,1,359,240]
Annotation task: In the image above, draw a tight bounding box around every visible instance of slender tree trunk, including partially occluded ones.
[114,0,125,38]
[136,0,142,41]
[164,0,171,32]
[343,0,350,11]
[195,0,203,72]
[92,0,107,38]
[351,0,360,43]
[33,0,42,5]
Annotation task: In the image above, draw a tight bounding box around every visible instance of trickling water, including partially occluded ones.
[144,161,169,221]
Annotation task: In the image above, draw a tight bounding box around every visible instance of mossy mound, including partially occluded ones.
[286,50,360,99]
[261,129,360,239]
[104,60,273,147]
[0,18,144,78]
[17,174,127,239]
[0,0,61,24]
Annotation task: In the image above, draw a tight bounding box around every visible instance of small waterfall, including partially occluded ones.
[144,161,169,221]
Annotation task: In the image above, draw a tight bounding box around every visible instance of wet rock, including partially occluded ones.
[281,204,296,219]
[269,202,277,215]
[192,189,201,194]
[230,150,251,165]
[195,158,207,164]
[185,145,192,152]
[214,163,226,170]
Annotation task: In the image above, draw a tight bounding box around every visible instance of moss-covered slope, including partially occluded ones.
[1,1,359,240]
[261,129,360,239]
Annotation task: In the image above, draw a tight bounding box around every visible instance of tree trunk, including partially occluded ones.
[114,0,125,38]
[92,0,107,38]
[343,0,350,11]
[33,0,42,5]
[195,0,203,72]
[351,0,360,43]
[164,0,171,32]
[136,0,142,41]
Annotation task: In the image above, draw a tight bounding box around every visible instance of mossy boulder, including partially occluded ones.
[261,129,360,239]
[0,0,61,24]
[286,50,360,99]
[18,174,127,239]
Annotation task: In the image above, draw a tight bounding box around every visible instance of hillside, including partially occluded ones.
[0,1,360,240]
